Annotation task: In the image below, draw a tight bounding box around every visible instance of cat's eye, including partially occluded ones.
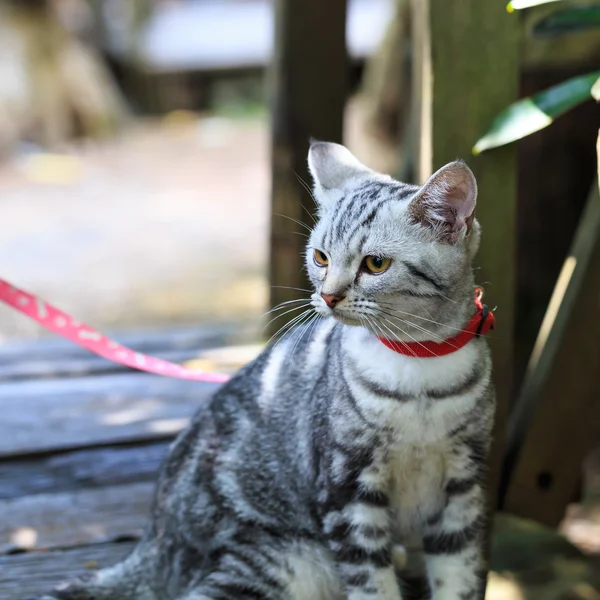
[364,255,391,274]
[313,249,329,267]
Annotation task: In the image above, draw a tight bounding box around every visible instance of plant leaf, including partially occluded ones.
[507,0,562,12]
[473,71,600,154]
[591,76,600,101]
[532,5,600,36]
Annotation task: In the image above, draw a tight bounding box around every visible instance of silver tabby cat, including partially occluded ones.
[33,142,494,600]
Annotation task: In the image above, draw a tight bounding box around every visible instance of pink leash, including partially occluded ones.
[0,278,231,384]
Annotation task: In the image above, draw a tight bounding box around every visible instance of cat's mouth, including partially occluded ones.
[311,295,364,326]
[328,310,363,327]
[336,315,363,327]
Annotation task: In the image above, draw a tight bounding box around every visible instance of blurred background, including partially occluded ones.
[0,0,398,340]
[1,1,600,599]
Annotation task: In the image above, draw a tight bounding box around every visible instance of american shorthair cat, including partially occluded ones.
[31,142,494,600]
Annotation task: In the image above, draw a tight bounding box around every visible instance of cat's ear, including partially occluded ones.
[308,141,372,208]
[408,160,477,243]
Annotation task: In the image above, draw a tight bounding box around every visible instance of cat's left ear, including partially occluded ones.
[307,141,374,210]
[408,160,477,243]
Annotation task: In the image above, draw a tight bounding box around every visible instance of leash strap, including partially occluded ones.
[0,278,230,383]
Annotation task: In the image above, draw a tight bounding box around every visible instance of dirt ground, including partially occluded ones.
[0,99,395,342]
[0,115,270,341]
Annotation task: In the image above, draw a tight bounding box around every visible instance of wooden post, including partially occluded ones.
[268,0,347,335]
[411,0,519,500]
[503,180,600,526]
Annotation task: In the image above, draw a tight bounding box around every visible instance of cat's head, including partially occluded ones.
[306,141,480,338]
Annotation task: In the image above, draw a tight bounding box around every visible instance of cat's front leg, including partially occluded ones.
[423,476,487,600]
[320,451,402,600]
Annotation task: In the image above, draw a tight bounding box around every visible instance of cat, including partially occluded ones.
[29,141,494,600]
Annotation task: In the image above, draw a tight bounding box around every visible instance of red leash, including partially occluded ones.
[0,278,230,383]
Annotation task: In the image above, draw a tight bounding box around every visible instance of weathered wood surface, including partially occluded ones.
[0,372,219,458]
[269,0,347,332]
[503,183,600,526]
[0,323,254,381]
[410,0,519,502]
[0,441,168,500]
[0,541,136,598]
[0,325,256,595]
[0,349,202,382]
[0,324,243,362]
[0,482,153,554]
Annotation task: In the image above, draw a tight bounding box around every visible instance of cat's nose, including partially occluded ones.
[321,293,345,308]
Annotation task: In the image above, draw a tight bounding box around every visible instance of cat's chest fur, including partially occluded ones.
[343,326,481,440]
[342,327,479,529]
[388,443,447,533]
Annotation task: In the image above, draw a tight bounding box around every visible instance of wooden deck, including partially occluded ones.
[0,324,259,598]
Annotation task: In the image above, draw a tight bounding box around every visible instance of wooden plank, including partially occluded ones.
[269,0,347,332]
[0,482,152,554]
[0,541,135,598]
[0,349,198,382]
[0,372,219,458]
[410,0,519,501]
[0,324,259,382]
[0,322,250,364]
[0,441,169,500]
[503,183,600,526]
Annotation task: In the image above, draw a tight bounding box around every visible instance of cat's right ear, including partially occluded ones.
[307,141,372,209]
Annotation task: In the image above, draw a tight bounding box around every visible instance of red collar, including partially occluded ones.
[377,288,495,358]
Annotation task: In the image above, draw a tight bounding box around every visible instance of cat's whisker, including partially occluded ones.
[370,318,411,356]
[250,308,312,378]
[275,230,310,239]
[438,292,458,305]
[268,308,315,349]
[272,310,316,356]
[293,169,319,211]
[375,303,483,337]
[291,312,316,351]
[378,309,448,344]
[262,298,310,318]
[266,308,312,343]
[293,183,319,227]
[377,317,433,357]
[381,315,459,352]
[289,313,320,362]
[356,310,415,357]
[271,285,314,294]
[372,317,418,358]
[307,313,322,342]
[273,212,314,233]
[262,303,312,331]
[300,204,318,226]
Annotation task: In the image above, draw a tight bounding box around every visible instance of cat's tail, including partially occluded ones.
[24,547,150,600]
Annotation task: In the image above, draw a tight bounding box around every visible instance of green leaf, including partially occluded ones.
[507,0,562,12]
[591,76,600,101]
[532,5,600,36]
[473,71,600,154]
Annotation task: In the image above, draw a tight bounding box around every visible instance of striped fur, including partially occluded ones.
[33,143,494,600]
